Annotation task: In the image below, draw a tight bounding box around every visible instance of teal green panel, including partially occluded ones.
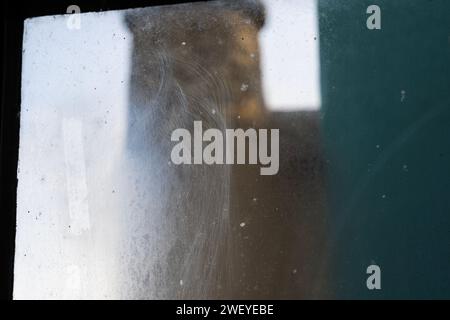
[319,0,450,298]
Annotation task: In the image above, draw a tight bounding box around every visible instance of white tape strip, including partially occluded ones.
[62,118,90,235]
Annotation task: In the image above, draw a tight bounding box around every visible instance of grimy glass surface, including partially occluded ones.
[15,0,450,299]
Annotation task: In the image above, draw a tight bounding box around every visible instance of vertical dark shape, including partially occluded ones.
[125,0,329,298]
[319,0,450,298]
[124,1,267,298]
[0,0,23,300]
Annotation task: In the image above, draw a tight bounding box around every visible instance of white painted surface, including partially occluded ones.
[15,11,131,299]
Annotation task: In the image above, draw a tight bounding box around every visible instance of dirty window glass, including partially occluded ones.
[15,0,450,299]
